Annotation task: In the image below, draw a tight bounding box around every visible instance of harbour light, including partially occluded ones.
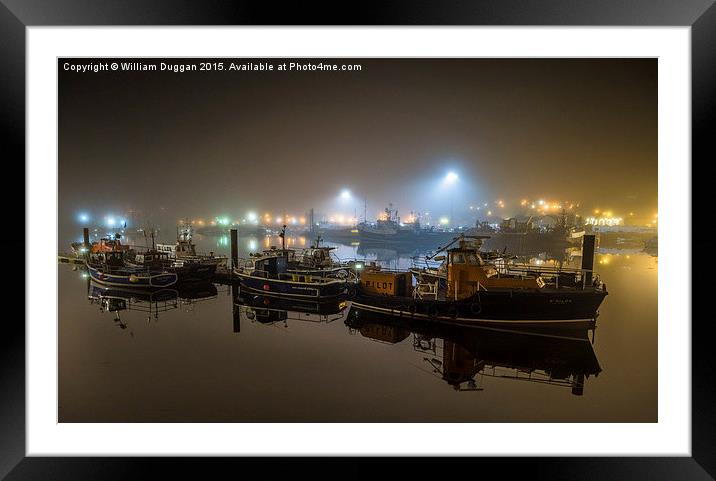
[444,171,458,184]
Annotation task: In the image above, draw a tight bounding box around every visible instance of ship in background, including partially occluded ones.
[313,204,462,246]
[467,210,584,256]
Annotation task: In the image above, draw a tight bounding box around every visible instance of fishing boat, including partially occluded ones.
[468,212,582,256]
[233,229,354,300]
[71,233,132,257]
[351,234,608,327]
[355,204,460,245]
[86,251,178,288]
[155,223,227,268]
[126,248,218,282]
[289,236,362,279]
[126,228,218,282]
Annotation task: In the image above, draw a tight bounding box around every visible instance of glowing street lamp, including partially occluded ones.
[444,171,458,184]
[340,189,352,200]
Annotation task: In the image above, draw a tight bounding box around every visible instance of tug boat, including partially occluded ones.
[86,251,178,288]
[351,234,608,327]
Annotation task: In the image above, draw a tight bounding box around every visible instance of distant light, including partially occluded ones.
[487,211,492,216]
[538,200,545,206]
[439,217,449,225]
[444,171,458,184]
[355,263,363,270]
[78,213,90,223]
[106,216,115,227]
[340,189,351,200]
[247,212,257,221]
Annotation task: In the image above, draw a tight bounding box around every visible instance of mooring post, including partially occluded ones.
[581,234,596,288]
[232,284,240,333]
[83,227,90,247]
[230,228,238,273]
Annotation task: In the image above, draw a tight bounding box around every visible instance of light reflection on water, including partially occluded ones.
[58,237,657,422]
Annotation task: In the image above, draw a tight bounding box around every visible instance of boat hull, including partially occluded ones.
[87,264,178,288]
[234,271,350,300]
[352,287,607,327]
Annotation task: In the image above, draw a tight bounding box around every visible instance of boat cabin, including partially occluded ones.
[299,246,335,268]
[89,251,125,267]
[250,252,289,278]
[133,250,172,267]
[90,235,130,254]
[446,238,543,299]
[156,239,197,258]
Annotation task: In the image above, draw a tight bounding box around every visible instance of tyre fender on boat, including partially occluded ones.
[470,294,482,315]
[447,304,459,319]
[428,304,440,319]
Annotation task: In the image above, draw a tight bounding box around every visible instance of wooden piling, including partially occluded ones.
[230,228,238,272]
[581,234,596,287]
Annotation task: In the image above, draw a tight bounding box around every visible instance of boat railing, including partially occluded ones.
[493,263,599,289]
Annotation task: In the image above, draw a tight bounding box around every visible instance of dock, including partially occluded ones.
[58,255,85,265]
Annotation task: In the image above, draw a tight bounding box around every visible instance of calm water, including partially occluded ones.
[58,234,657,422]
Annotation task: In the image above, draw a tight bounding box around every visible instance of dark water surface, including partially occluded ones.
[58,234,657,422]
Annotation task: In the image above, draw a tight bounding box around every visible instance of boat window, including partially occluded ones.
[453,253,466,264]
[466,253,479,264]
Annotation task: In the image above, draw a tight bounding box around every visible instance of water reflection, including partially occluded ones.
[346,307,600,395]
[59,233,656,421]
[87,279,218,328]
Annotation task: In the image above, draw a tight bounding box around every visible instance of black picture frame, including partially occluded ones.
[2,1,711,478]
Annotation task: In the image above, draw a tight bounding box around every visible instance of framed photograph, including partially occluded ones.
[4,0,712,478]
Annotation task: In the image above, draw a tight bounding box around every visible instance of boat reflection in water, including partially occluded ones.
[87,280,218,328]
[346,306,601,395]
[235,291,348,326]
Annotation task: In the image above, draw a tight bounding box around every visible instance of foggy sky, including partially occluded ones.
[59,58,656,228]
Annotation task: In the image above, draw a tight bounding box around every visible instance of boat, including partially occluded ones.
[316,205,461,246]
[409,235,509,291]
[126,228,218,283]
[468,212,581,256]
[233,229,354,301]
[351,234,608,327]
[155,223,227,268]
[71,233,132,257]
[288,236,362,278]
[126,248,218,283]
[86,251,178,288]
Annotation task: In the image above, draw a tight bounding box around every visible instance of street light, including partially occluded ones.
[340,189,351,200]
